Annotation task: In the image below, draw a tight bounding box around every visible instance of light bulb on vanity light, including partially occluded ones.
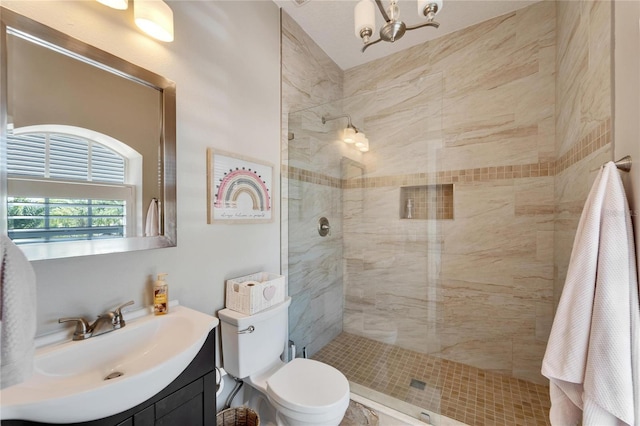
[135,0,174,42]
[97,0,128,10]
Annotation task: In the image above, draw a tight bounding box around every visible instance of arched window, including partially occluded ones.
[6,125,142,244]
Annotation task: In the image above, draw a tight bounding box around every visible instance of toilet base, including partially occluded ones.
[244,386,277,426]
[243,383,347,426]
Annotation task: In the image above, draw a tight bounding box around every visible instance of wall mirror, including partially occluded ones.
[0,7,177,261]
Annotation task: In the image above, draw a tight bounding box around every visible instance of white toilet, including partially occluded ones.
[219,297,350,426]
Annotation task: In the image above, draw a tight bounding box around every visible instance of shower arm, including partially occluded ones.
[321,114,360,133]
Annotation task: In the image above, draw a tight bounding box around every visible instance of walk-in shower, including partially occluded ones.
[281,0,613,424]
[285,86,552,424]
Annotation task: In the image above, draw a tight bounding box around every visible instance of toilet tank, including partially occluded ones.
[219,297,291,378]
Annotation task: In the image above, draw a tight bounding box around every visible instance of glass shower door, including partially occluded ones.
[285,72,446,422]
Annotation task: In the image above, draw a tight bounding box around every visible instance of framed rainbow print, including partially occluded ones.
[207,149,274,223]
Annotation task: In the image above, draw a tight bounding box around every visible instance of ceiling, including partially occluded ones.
[274,0,538,70]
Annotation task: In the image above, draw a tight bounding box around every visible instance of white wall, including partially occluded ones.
[3,1,281,336]
[613,0,640,273]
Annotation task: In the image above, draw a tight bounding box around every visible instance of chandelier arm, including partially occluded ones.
[405,20,440,31]
[374,0,391,23]
[361,37,383,52]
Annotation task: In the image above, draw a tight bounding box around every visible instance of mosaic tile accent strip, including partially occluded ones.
[342,162,556,189]
[314,333,551,426]
[284,164,342,188]
[555,118,611,175]
[284,118,611,190]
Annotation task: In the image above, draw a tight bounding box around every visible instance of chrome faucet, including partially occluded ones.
[59,300,134,341]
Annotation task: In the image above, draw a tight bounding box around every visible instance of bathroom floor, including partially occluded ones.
[314,333,551,426]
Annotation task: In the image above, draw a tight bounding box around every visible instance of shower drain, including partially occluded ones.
[104,371,124,380]
[410,378,426,390]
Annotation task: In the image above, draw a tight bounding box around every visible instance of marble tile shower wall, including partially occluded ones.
[554,0,612,306]
[281,0,613,385]
[341,2,556,384]
[281,12,347,356]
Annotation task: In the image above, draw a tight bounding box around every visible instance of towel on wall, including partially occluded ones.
[145,198,160,237]
[541,162,640,425]
[1,235,37,389]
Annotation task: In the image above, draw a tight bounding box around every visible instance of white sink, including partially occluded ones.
[0,303,219,423]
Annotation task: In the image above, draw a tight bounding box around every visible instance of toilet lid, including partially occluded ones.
[266,358,349,414]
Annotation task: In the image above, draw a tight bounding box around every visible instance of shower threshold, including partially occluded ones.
[347,383,465,426]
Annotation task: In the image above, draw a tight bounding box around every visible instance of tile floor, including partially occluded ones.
[314,333,551,426]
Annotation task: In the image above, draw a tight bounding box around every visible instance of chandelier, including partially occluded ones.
[354,0,443,52]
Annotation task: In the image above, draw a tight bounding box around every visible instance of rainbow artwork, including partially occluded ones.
[209,151,272,222]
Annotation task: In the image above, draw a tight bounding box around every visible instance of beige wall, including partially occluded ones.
[4,1,282,339]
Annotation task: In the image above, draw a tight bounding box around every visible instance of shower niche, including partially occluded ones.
[400,184,454,220]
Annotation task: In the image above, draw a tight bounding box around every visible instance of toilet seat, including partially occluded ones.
[266,358,350,415]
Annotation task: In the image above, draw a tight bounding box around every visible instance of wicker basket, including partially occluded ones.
[216,407,260,426]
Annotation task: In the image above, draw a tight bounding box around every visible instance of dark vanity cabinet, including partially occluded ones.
[3,331,217,426]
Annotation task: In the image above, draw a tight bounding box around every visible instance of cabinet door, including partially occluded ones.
[133,406,154,426]
[155,395,203,426]
[155,379,203,419]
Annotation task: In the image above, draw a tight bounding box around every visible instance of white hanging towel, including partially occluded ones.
[542,162,640,425]
[145,198,160,237]
[0,236,37,389]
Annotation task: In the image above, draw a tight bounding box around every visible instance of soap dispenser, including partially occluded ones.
[153,273,169,315]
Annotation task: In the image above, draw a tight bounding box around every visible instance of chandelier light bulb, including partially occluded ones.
[354,0,376,39]
[417,0,443,18]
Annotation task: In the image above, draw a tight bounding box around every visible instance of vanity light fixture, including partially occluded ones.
[96,0,174,42]
[322,114,369,153]
[96,0,128,10]
[134,0,174,42]
[355,0,443,52]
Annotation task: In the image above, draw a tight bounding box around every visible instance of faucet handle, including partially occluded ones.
[58,317,91,340]
[113,300,134,328]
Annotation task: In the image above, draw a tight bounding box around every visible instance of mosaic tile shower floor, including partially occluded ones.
[314,333,551,426]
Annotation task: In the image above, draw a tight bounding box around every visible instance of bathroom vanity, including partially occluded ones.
[2,330,216,426]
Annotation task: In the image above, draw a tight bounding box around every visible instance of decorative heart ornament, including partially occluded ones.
[263,285,276,301]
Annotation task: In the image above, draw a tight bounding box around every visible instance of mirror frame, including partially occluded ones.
[0,7,177,260]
